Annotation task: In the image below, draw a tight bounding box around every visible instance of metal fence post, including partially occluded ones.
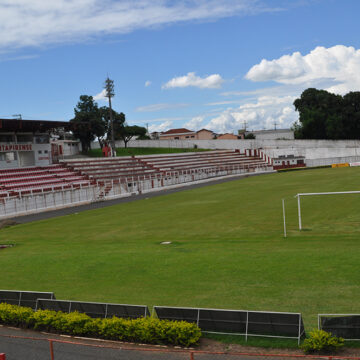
[49,340,55,360]
[190,352,195,360]
[245,311,249,342]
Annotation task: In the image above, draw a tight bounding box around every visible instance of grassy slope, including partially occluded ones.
[0,167,360,331]
[87,147,208,157]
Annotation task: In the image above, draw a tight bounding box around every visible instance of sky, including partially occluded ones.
[0,0,360,134]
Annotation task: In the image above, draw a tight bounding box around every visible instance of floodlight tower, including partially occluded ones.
[104,77,115,156]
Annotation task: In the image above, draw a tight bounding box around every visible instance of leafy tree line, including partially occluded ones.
[70,95,148,152]
[293,88,360,139]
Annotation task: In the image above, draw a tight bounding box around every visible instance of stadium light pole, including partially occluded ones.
[104,77,115,156]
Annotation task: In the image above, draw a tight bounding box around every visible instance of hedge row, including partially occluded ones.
[0,303,201,347]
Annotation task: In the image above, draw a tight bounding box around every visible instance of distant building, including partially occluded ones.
[196,129,215,140]
[150,132,160,140]
[217,133,239,140]
[244,129,294,140]
[51,139,80,157]
[159,128,195,140]
[272,154,305,170]
[159,128,215,140]
[0,118,70,168]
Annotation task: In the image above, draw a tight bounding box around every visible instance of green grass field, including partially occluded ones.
[1,167,360,335]
[87,146,208,157]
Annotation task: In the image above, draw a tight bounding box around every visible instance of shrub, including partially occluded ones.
[0,303,33,327]
[301,329,344,353]
[0,303,201,346]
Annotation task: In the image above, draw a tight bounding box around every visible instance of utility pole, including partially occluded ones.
[273,121,278,130]
[243,120,247,131]
[104,77,115,156]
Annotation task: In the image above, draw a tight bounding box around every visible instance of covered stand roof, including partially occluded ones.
[0,119,70,132]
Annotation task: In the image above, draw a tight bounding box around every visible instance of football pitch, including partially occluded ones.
[1,167,360,330]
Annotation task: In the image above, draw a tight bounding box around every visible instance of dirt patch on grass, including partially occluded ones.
[0,219,18,229]
[197,338,360,357]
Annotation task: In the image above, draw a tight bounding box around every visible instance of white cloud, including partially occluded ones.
[205,111,237,134]
[93,89,107,101]
[145,80,151,87]
[162,72,224,89]
[204,44,360,134]
[0,0,278,52]
[184,116,204,130]
[135,103,189,112]
[246,45,360,94]
[148,120,173,133]
[204,96,297,133]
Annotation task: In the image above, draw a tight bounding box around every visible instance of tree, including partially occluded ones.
[98,106,125,148]
[244,133,255,139]
[342,92,360,139]
[70,95,106,153]
[293,88,343,139]
[116,125,147,148]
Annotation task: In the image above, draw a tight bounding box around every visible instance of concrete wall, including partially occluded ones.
[251,130,294,140]
[306,156,360,167]
[90,139,360,167]
[107,138,360,154]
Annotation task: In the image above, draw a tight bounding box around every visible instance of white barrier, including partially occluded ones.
[0,185,98,219]
[0,163,273,219]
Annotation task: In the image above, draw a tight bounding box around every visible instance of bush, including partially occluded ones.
[0,303,201,347]
[301,329,344,353]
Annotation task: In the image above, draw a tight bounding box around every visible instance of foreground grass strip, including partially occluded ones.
[0,303,201,346]
[203,333,300,349]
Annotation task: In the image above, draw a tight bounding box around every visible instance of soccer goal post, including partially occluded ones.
[295,191,360,230]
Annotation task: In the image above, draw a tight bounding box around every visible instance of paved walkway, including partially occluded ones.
[0,327,300,360]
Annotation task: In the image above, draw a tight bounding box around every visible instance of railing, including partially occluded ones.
[0,163,273,219]
[0,183,97,219]
[94,162,272,199]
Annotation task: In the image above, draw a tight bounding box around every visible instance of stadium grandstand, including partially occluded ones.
[62,150,272,197]
[0,118,273,218]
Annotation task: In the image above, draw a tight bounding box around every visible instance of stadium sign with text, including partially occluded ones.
[0,144,32,152]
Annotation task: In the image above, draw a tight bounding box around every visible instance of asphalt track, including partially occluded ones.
[9,172,272,225]
[0,326,302,360]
